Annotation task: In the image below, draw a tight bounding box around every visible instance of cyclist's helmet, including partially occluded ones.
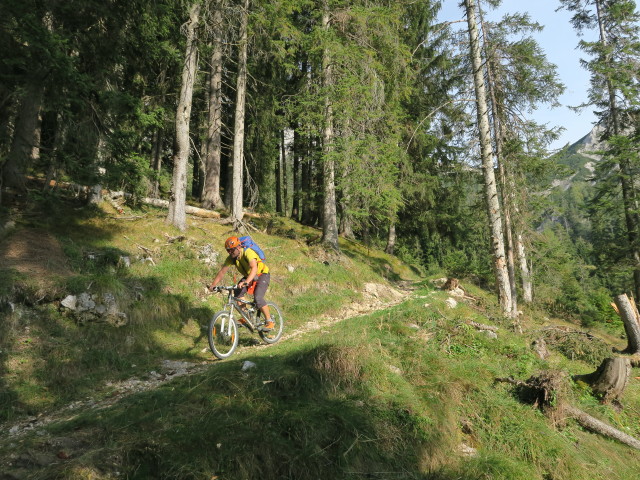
[225,236,241,250]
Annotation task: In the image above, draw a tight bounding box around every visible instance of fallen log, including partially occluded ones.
[565,405,640,450]
[467,320,498,332]
[108,191,221,219]
[137,197,220,219]
[496,371,640,450]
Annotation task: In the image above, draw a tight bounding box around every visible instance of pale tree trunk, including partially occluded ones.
[613,294,640,354]
[2,81,44,191]
[201,0,225,210]
[282,129,289,216]
[291,127,301,221]
[276,129,284,214]
[320,3,339,250]
[517,232,533,302]
[385,222,396,255]
[167,1,201,231]
[230,0,249,227]
[464,0,513,318]
[481,13,519,319]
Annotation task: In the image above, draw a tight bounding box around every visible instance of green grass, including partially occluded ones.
[0,196,639,479]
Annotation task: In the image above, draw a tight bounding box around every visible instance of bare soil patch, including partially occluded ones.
[0,228,74,297]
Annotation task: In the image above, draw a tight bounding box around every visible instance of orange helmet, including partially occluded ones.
[225,236,240,250]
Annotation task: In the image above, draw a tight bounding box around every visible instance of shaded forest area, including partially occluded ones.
[2,0,640,327]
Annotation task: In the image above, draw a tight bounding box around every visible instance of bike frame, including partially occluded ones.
[221,287,259,332]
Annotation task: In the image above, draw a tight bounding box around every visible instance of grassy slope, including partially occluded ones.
[0,196,639,480]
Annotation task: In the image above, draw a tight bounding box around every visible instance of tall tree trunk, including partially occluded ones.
[167,1,201,231]
[464,0,513,318]
[2,82,44,192]
[481,11,518,319]
[230,0,249,227]
[291,127,301,221]
[320,4,339,250]
[282,128,289,216]
[201,0,225,210]
[385,222,396,255]
[150,128,163,198]
[517,232,533,302]
[276,130,284,214]
[0,84,13,161]
[301,144,313,225]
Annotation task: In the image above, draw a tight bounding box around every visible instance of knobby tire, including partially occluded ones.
[259,302,284,344]
[208,311,239,359]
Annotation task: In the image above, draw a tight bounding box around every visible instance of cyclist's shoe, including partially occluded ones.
[237,318,248,328]
[260,319,275,331]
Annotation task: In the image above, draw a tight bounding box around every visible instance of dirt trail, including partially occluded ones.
[1,282,412,441]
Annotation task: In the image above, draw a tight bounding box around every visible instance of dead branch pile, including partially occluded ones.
[537,326,611,365]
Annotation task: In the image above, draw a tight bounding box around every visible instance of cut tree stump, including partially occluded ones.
[573,357,631,405]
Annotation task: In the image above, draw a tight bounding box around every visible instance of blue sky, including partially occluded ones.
[437,0,599,150]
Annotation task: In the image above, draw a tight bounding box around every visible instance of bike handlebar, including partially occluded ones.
[210,285,239,293]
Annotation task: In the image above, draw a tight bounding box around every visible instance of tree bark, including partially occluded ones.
[109,191,220,218]
[464,0,513,318]
[517,232,533,303]
[574,357,631,404]
[320,3,339,250]
[201,0,225,210]
[230,0,249,228]
[482,26,518,320]
[565,405,640,450]
[2,81,44,191]
[291,127,301,221]
[166,2,201,231]
[276,129,284,214]
[614,294,640,354]
[385,222,396,255]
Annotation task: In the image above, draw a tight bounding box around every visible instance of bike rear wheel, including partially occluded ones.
[258,302,284,344]
[208,311,239,359]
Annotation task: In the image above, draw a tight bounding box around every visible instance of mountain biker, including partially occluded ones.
[208,236,274,331]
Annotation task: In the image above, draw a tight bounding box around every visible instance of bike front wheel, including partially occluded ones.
[259,302,284,344]
[208,311,239,359]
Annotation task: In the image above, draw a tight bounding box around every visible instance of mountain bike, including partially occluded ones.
[207,285,284,359]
